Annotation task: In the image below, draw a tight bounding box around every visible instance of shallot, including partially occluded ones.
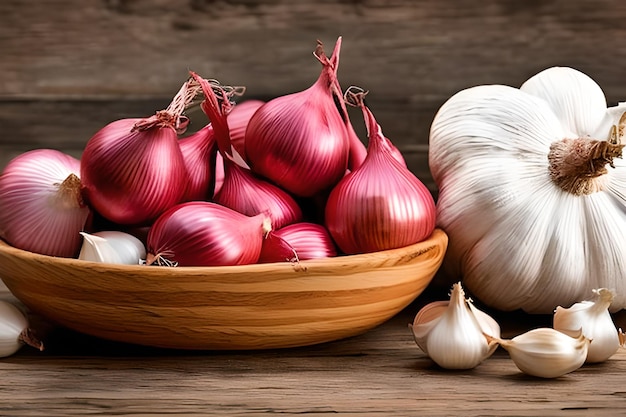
[81,78,200,225]
[325,88,436,254]
[0,149,90,257]
[191,72,303,228]
[146,201,271,267]
[244,38,351,197]
[227,99,264,160]
[178,124,218,201]
[259,222,337,263]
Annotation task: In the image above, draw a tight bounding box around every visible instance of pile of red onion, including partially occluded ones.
[0,37,436,267]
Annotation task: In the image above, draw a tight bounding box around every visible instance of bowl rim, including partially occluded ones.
[0,228,447,275]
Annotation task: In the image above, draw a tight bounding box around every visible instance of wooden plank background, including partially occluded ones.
[2,0,626,195]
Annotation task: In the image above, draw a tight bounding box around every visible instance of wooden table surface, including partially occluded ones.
[1,283,625,417]
[3,2,626,415]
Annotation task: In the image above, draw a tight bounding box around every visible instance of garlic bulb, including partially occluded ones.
[489,328,589,378]
[78,231,146,264]
[409,282,500,370]
[554,288,620,363]
[429,66,626,313]
[0,300,42,357]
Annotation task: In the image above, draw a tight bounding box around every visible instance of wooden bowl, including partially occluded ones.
[0,229,447,350]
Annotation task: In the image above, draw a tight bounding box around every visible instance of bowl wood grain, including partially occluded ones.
[0,229,447,350]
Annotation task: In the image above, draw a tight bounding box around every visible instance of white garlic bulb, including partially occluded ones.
[489,328,589,378]
[554,288,620,363]
[409,282,500,370]
[78,231,146,264]
[0,300,41,357]
[429,65,626,313]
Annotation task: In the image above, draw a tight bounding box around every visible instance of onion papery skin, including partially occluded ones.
[347,125,368,171]
[146,201,269,267]
[81,118,188,226]
[259,222,337,263]
[227,99,264,160]
[0,149,90,257]
[179,124,218,201]
[385,136,407,167]
[244,40,350,197]
[325,110,436,255]
[214,152,225,196]
[188,72,301,227]
[214,159,303,229]
[349,131,406,170]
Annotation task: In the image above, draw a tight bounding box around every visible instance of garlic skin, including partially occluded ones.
[429,66,626,313]
[490,328,589,378]
[409,282,500,370]
[0,301,29,357]
[78,231,146,265]
[554,288,620,363]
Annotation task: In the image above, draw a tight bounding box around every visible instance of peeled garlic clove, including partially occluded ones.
[553,288,620,363]
[0,300,43,357]
[492,328,589,378]
[79,231,146,264]
[409,282,500,370]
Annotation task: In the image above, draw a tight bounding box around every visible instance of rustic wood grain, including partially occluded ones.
[2,3,626,413]
[0,289,625,416]
[3,0,626,100]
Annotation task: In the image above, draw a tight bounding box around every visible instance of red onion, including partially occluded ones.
[259,222,337,263]
[227,99,264,160]
[146,201,271,267]
[190,72,303,228]
[325,89,436,254]
[179,124,218,201]
[0,149,91,257]
[81,79,200,225]
[244,38,351,197]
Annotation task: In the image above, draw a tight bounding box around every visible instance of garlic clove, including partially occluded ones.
[409,282,500,370]
[97,231,147,264]
[590,102,626,141]
[467,300,501,356]
[79,231,146,265]
[0,300,43,357]
[520,66,607,138]
[79,232,114,263]
[413,301,448,327]
[409,301,448,353]
[553,288,620,363]
[490,328,589,378]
